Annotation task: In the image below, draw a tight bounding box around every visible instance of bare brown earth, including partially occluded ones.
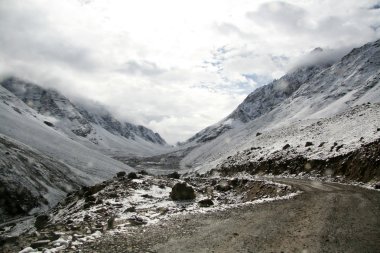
[79,179,380,253]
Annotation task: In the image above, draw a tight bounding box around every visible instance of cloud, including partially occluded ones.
[0,0,379,144]
[118,60,166,76]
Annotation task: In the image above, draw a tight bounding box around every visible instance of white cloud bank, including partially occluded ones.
[0,0,379,143]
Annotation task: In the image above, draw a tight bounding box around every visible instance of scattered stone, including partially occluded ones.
[170,182,196,200]
[4,151,10,155]
[107,216,115,230]
[35,214,50,230]
[128,216,147,226]
[85,195,96,202]
[336,144,344,151]
[282,144,291,150]
[139,170,149,175]
[30,240,50,248]
[198,199,214,207]
[141,194,153,198]
[305,142,314,147]
[167,171,180,179]
[215,181,231,192]
[109,192,118,198]
[318,142,326,147]
[127,172,138,179]
[159,184,166,189]
[43,121,54,127]
[116,171,126,178]
[124,206,136,212]
[256,132,262,137]
[85,184,106,196]
[157,207,169,214]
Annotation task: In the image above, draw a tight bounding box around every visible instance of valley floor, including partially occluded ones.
[79,179,380,253]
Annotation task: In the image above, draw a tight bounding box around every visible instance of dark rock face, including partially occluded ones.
[170,183,196,201]
[198,199,214,207]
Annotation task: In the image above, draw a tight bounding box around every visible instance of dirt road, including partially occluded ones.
[80,179,380,253]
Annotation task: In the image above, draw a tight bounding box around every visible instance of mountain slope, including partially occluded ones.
[1,77,168,157]
[181,39,380,174]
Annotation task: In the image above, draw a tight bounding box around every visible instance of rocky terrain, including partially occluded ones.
[0,171,295,252]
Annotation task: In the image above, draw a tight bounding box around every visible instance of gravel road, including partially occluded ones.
[80,179,380,253]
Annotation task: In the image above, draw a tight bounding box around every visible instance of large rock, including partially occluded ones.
[35,214,50,230]
[170,183,196,201]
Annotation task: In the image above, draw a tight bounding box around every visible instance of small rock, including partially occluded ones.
[215,181,231,192]
[167,171,180,179]
[124,206,136,212]
[170,182,196,200]
[85,195,96,202]
[336,144,344,151]
[256,132,262,137]
[107,216,115,230]
[31,240,50,248]
[318,142,326,147]
[198,199,214,207]
[373,183,380,190]
[116,171,126,178]
[282,144,291,150]
[43,121,54,127]
[139,170,149,175]
[305,142,314,147]
[128,216,147,226]
[127,172,138,179]
[141,194,153,198]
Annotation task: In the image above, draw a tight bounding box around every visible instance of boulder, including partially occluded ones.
[116,171,126,178]
[170,183,196,200]
[35,214,50,230]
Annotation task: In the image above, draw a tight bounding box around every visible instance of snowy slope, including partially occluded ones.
[181,39,380,173]
[0,85,133,183]
[1,77,170,157]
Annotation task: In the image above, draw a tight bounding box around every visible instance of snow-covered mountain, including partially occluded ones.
[181,39,380,174]
[0,78,169,219]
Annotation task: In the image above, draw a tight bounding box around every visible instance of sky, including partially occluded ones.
[0,0,379,144]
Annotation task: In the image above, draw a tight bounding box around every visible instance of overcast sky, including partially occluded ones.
[0,0,379,143]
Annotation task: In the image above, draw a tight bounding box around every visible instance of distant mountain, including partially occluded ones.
[181,39,380,173]
[1,77,166,146]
